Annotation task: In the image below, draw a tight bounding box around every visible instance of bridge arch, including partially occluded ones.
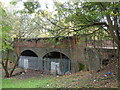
[42,51,71,74]
[20,50,38,57]
[42,51,70,59]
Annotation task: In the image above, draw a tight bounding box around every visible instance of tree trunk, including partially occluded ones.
[105,12,120,83]
[5,49,9,71]
[118,45,120,82]
[2,61,9,77]
[10,55,19,77]
[2,49,10,77]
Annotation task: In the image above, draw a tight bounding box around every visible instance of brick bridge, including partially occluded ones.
[14,36,116,74]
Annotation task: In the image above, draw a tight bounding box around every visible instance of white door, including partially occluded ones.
[24,59,28,69]
[51,62,61,75]
[55,63,61,75]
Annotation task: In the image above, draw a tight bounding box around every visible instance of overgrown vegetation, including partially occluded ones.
[2,69,118,88]
[1,0,119,79]
[78,63,85,71]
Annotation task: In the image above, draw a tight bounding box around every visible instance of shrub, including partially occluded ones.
[78,63,85,71]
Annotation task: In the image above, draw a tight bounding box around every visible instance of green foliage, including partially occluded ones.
[118,82,120,88]
[56,42,61,45]
[87,84,94,88]
[23,1,40,14]
[0,5,13,52]
[0,5,7,17]
[45,2,119,43]
[10,1,18,5]
[78,63,85,71]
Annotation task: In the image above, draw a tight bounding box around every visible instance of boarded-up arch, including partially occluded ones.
[42,51,71,75]
[19,50,39,70]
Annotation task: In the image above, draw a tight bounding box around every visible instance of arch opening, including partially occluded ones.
[42,51,71,75]
[19,50,39,70]
[43,51,69,59]
[21,50,38,57]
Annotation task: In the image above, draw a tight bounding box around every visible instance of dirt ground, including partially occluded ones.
[47,58,118,88]
[1,58,119,88]
[88,58,118,88]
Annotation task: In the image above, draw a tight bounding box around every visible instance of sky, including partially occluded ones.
[0,0,69,12]
[0,0,69,37]
[1,0,118,11]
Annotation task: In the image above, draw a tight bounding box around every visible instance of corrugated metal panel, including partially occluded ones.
[18,56,71,74]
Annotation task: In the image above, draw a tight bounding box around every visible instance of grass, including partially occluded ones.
[2,76,54,88]
[2,72,118,88]
[2,73,90,88]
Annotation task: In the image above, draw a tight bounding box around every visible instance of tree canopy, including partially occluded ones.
[19,1,120,46]
[1,0,120,78]
[41,2,120,46]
